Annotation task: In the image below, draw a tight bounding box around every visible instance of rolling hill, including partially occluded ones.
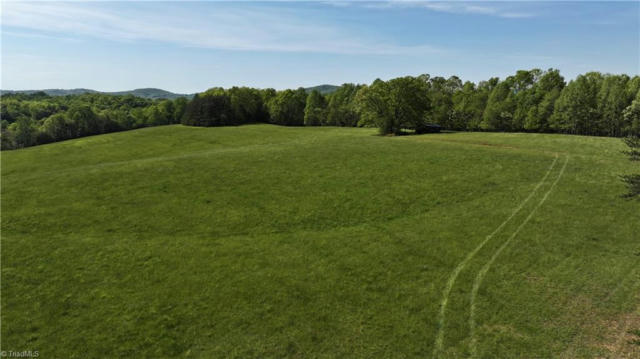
[1,88,193,100]
[1,125,639,358]
[2,85,341,100]
[304,84,340,94]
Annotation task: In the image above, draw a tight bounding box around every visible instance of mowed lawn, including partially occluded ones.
[2,124,639,358]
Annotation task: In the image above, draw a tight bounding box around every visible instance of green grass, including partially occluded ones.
[2,124,639,358]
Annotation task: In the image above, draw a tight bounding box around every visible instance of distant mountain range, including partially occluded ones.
[304,84,339,94]
[1,88,193,100]
[2,85,340,100]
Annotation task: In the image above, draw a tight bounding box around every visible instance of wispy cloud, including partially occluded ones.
[364,1,536,18]
[1,30,83,43]
[1,1,444,55]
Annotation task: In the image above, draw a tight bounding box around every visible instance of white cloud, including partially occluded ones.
[1,1,445,55]
[367,1,536,18]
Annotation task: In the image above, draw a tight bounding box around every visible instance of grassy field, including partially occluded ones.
[2,124,639,358]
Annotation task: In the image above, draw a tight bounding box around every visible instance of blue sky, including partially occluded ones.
[1,1,638,92]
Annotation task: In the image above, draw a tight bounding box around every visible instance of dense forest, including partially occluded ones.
[0,92,188,150]
[2,69,639,150]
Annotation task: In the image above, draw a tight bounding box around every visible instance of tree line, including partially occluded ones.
[622,132,640,198]
[2,69,639,150]
[1,92,187,150]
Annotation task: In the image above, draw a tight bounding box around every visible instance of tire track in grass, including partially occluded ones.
[468,155,569,358]
[432,154,559,356]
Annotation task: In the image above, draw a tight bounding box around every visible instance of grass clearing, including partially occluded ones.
[2,124,639,358]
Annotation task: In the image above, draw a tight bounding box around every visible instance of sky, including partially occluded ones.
[1,1,638,93]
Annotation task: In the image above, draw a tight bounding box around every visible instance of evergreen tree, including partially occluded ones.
[201,94,233,126]
[181,94,204,126]
[228,87,265,124]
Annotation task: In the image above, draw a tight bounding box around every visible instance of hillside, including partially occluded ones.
[304,84,339,94]
[1,85,341,99]
[107,88,194,99]
[1,88,193,99]
[2,125,639,358]
[0,88,99,96]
